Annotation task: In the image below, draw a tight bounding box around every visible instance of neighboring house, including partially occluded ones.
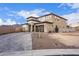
[22,13,71,33]
[66,25,76,32]
[22,24,29,32]
[75,26,79,31]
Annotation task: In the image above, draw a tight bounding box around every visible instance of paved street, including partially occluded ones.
[0,32,32,53]
[0,49,79,56]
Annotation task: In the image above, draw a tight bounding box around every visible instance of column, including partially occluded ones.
[28,25,31,32]
[30,25,33,32]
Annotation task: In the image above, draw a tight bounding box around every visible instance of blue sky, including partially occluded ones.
[0,3,79,26]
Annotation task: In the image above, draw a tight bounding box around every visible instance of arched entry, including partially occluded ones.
[55,25,59,33]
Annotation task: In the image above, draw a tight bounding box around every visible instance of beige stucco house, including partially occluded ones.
[22,13,71,33]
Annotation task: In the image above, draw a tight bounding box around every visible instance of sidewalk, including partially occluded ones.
[0,49,79,56]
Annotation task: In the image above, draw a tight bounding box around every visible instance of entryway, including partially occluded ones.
[55,25,59,33]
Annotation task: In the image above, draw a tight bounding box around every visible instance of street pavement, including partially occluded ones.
[0,49,79,56]
[0,32,32,53]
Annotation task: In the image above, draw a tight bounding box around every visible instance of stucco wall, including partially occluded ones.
[51,15,67,32]
[42,14,68,32]
[44,23,53,32]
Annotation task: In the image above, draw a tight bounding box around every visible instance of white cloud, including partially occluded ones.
[1,7,50,25]
[58,3,79,9]
[58,3,79,27]
[17,8,50,18]
[0,18,17,25]
[58,3,72,8]
[69,3,79,9]
[4,19,17,25]
[62,12,79,27]
[70,22,79,27]
[0,19,4,25]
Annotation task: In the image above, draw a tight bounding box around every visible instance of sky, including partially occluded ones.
[0,3,79,27]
